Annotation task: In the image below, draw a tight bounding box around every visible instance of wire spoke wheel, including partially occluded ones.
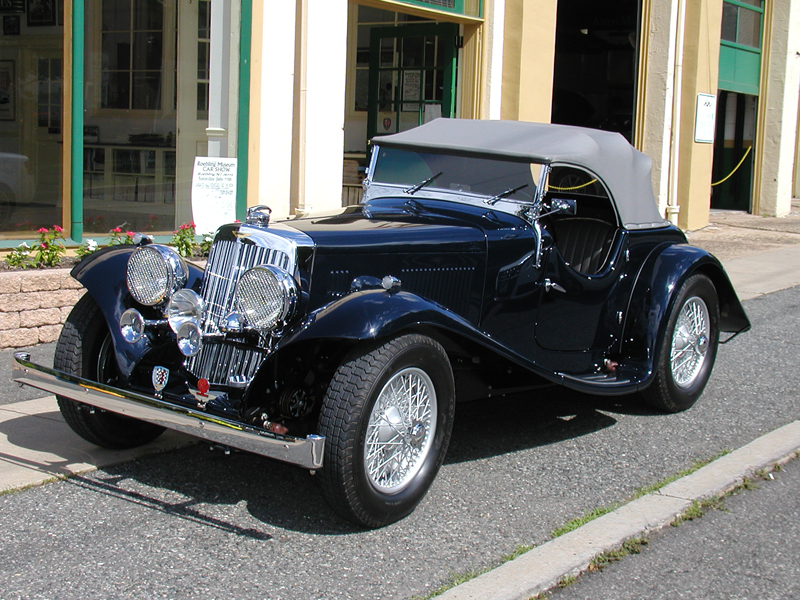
[317,334,455,528]
[364,367,437,493]
[669,296,710,388]
[642,274,719,413]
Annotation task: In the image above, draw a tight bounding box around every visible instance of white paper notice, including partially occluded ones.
[191,157,238,234]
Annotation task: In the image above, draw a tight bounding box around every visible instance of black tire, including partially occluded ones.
[317,334,455,528]
[55,294,165,449]
[642,274,720,413]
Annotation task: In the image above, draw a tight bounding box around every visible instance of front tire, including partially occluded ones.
[55,294,165,449]
[317,334,455,528]
[642,274,720,412]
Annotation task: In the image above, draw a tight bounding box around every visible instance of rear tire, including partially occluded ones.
[317,334,455,528]
[642,274,719,413]
[55,294,165,449]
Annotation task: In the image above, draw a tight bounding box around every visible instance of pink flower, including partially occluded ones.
[40,243,47,248]
[37,228,48,234]
[53,225,63,232]
[126,231,134,237]
[111,227,122,233]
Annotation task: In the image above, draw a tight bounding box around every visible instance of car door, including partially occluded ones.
[533,167,626,354]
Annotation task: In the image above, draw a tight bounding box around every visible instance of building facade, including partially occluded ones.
[0,0,798,246]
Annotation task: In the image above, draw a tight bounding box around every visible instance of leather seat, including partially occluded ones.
[552,217,616,275]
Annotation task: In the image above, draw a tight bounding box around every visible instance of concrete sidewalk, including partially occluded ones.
[0,396,193,494]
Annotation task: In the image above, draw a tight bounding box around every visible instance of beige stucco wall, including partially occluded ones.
[754,0,800,217]
[500,0,557,123]
[675,0,723,231]
[636,0,676,218]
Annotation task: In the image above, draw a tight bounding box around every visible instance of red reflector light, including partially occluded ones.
[197,378,210,394]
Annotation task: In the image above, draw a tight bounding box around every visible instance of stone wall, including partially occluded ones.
[0,269,85,349]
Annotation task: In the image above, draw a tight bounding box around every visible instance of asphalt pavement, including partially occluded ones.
[548,453,800,600]
[0,203,800,600]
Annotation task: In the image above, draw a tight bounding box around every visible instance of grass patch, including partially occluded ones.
[408,543,536,600]
[589,536,649,572]
[550,449,731,539]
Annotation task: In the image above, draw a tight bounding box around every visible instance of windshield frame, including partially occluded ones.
[365,144,549,219]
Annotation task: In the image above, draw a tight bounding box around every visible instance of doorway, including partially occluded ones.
[367,22,458,141]
[551,0,641,142]
[711,91,756,211]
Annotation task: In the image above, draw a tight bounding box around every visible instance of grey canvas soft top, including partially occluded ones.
[372,119,668,230]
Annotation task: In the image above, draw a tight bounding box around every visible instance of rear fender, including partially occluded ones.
[622,244,750,379]
[70,245,205,379]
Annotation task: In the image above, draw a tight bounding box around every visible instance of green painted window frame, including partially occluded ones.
[68,0,251,244]
[720,0,763,51]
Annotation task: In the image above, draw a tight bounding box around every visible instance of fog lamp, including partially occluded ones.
[176,321,203,357]
[166,289,205,334]
[119,308,145,343]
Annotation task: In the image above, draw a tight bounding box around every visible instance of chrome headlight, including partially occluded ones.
[126,245,188,306]
[235,265,298,331]
[165,289,205,334]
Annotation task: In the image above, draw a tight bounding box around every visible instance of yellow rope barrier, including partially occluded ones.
[549,178,598,192]
[711,146,752,187]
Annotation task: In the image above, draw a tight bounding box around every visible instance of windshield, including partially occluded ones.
[371,147,541,203]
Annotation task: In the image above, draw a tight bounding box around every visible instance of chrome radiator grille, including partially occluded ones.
[186,237,293,385]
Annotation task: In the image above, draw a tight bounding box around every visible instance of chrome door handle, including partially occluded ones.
[544,279,566,293]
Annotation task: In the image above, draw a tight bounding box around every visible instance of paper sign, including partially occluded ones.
[694,93,717,144]
[191,157,237,234]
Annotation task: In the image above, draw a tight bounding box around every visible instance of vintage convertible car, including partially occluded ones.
[13,119,750,528]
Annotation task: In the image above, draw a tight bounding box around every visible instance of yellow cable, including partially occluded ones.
[549,178,598,191]
[711,146,752,187]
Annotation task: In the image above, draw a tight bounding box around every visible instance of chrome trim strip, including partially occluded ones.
[12,352,324,470]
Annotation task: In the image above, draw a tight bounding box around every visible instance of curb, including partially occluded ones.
[436,420,800,600]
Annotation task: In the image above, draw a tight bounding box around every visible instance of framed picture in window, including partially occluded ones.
[27,0,56,26]
[0,61,15,121]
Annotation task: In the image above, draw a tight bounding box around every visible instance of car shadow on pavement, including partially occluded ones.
[445,387,657,465]
[41,390,659,536]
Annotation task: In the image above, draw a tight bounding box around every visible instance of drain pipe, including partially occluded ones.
[666,0,687,226]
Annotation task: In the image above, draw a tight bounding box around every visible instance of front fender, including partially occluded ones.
[70,245,205,379]
[279,289,482,348]
[622,243,750,380]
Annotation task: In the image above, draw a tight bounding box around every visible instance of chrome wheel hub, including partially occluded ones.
[670,296,711,388]
[364,367,437,493]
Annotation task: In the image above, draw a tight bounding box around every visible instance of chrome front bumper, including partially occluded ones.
[12,352,324,470]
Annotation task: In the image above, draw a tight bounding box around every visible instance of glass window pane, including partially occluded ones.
[132,32,162,70]
[101,71,130,108]
[133,0,162,31]
[721,4,737,43]
[737,8,761,48]
[102,0,130,31]
[354,69,368,111]
[198,0,210,37]
[102,32,131,70]
[738,0,762,7]
[131,72,161,109]
[380,38,395,68]
[401,36,422,68]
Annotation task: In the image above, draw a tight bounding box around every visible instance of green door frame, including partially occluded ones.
[367,23,459,142]
[68,0,251,243]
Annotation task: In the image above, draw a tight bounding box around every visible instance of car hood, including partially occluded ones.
[280,201,491,255]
